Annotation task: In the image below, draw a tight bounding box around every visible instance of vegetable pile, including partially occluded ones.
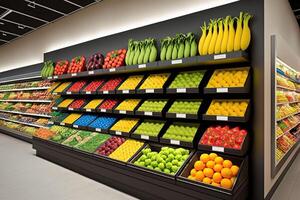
[103,49,126,69]
[67,56,86,73]
[41,60,54,78]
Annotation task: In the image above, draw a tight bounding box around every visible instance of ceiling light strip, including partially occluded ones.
[24,0,66,16]
[0,18,35,29]
[63,0,83,8]
[0,5,49,23]
[0,30,20,36]
[0,10,12,19]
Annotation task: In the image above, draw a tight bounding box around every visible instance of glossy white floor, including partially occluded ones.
[0,133,137,200]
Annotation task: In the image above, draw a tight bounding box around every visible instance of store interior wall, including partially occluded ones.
[264,0,300,197]
[0,0,238,72]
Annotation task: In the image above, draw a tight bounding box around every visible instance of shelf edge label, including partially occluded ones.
[141,135,150,140]
[100,109,106,112]
[103,91,109,94]
[53,76,58,79]
[52,107,57,110]
[170,139,180,145]
[145,89,154,93]
[88,71,94,75]
[212,146,225,152]
[48,121,54,125]
[71,73,77,77]
[122,90,129,94]
[216,88,228,93]
[216,116,228,121]
[214,54,226,60]
[86,109,92,112]
[96,128,102,132]
[68,108,74,111]
[176,88,186,93]
[119,110,126,114]
[109,68,116,72]
[138,64,146,68]
[115,131,122,135]
[86,91,91,94]
[60,122,65,125]
[144,112,153,116]
[73,125,78,128]
[171,59,182,64]
[66,91,72,94]
[176,113,186,118]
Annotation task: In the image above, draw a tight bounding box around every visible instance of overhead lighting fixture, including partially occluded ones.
[0,10,12,19]
[0,22,4,25]
[18,25,24,29]
[27,1,36,8]
[2,32,7,36]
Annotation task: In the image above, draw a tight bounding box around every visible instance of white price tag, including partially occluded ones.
[212,146,225,152]
[53,76,58,79]
[71,73,77,77]
[145,89,154,93]
[122,90,129,94]
[52,107,57,110]
[170,140,180,145]
[138,64,146,68]
[47,77,52,80]
[176,88,186,93]
[103,91,109,94]
[60,122,65,126]
[86,91,91,94]
[144,112,153,116]
[101,109,106,112]
[141,135,150,140]
[216,116,228,121]
[216,88,228,93]
[68,108,74,111]
[73,125,78,128]
[109,68,116,72]
[171,59,183,64]
[176,113,186,118]
[66,91,71,94]
[115,131,122,135]
[86,109,91,112]
[96,128,102,132]
[88,71,94,75]
[214,54,226,60]
[52,92,57,95]
[48,121,54,125]
[119,110,126,114]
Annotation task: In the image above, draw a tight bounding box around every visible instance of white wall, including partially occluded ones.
[0,0,237,72]
[264,0,300,197]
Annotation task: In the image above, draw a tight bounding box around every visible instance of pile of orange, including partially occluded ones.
[187,153,239,189]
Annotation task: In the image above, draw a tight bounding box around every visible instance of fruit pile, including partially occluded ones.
[87,53,104,71]
[53,82,72,93]
[118,75,144,90]
[84,99,103,109]
[206,68,249,88]
[115,99,141,111]
[139,73,170,89]
[103,49,126,69]
[62,113,82,124]
[41,61,54,78]
[34,128,56,140]
[99,77,123,91]
[67,56,86,73]
[58,99,74,108]
[48,82,61,93]
[276,91,289,103]
[187,153,240,189]
[98,99,119,110]
[108,139,144,162]
[137,100,168,112]
[168,100,201,114]
[67,80,87,92]
[51,112,69,122]
[50,126,77,143]
[88,117,117,130]
[277,115,300,132]
[206,100,249,117]
[169,71,204,88]
[277,133,297,154]
[95,136,126,156]
[62,131,93,147]
[277,75,296,90]
[134,146,190,175]
[82,80,105,92]
[54,60,69,75]
[276,104,300,119]
[76,133,110,153]
[68,99,86,109]
[110,118,139,133]
[163,124,198,142]
[133,120,165,137]
[74,114,98,126]
[200,126,247,149]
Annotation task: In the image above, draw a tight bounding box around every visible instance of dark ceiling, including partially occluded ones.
[289,0,300,26]
[0,0,101,46]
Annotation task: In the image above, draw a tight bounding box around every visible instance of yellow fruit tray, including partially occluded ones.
[47,82,61,93]
[203,100,250,122]
[109,118,140,137]
[113,99,142,115]
[137,73,172,94]
[116,75,145,94]
[62,113,82,125]
[83,99,104,111]
[52,82,72,94]
[204,67,250,94]
[58,99,74,108]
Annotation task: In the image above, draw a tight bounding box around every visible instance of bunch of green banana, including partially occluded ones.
[41,60,54,78]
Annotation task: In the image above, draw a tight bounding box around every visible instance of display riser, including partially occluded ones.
[0,126,32,143]
[33,137,248,200]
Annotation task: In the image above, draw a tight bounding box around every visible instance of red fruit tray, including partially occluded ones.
[98,77,125,94]
[96,99,120,113]
[66,80,88,94]
[81,79,106,95]
[197,126,249,156]
[67,99,88,111]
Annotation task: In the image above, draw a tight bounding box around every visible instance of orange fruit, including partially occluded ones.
[200,153,210,163]
[223,160,233,168]
[190,168,197,176]
[188,175,196,180]
[211,182,221,187]
[213,164,223,172]
[215,156,224,165]
[209,153,218,160]
[194,161,205,171]
[206,160,215,169]
[221,168,233,179]
[212,172,222,183]
[203,168,214,178]
[203,177,212,184]
[221,178,233,189]
[195,171,205,181]
[231,165,239,176]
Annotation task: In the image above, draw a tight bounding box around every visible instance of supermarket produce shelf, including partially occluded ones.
[0,75,41,84]
[47,51,249,81]
[0,125,32,143]
[33,137,248,200]
[276,111,300,122]
[276,69,300,84]
[276,139,300,169]
[0,109,51,118]
[0,116,48,129]
[276,101,300,106]
[276,122,300,139]
[0,99,52,103]
[0,86,50,92]
[276,85,296,92]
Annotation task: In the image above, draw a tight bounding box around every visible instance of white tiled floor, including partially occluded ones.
[0,134,138,200]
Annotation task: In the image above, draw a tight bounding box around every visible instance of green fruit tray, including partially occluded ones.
[109,118,140,137]
[203,67,251,94]
[113,100,144,116]
[135,99,170,118]
[136,73,173,94]
[177,151,248,196]
[160,122,201,148]
[115,75,146,95]
[131,119,168,142]
[165,99,203,120]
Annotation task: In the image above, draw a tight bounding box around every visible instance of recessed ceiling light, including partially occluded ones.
[18,25,24,29]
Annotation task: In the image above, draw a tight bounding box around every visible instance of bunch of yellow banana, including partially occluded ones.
[198,12,252,56]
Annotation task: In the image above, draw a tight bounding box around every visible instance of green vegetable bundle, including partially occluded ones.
[41,60,54,78]
[125,38,157,65]
[160,33,197,61]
